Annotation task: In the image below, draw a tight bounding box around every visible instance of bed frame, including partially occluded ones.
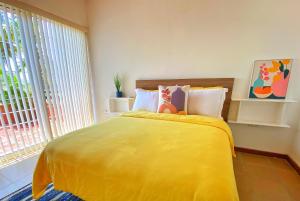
[136,78,234,121]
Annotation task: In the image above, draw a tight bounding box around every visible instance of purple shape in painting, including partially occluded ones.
[171,87,185,111]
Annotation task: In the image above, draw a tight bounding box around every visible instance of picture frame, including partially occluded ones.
[249,59,293,99]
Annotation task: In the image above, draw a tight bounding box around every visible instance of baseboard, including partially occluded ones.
[235,147,287,159]
[235,146,300,175]
[286,156,300,175]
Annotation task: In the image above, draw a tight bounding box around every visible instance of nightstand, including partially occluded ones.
[104,97,134,120]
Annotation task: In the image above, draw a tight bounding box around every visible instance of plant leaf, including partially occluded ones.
[279,61,284,72]
[284,69,289,79]
[114,74,121,92]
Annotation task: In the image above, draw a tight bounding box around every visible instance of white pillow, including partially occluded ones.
[188,88,228,118]
[132,89,159,112]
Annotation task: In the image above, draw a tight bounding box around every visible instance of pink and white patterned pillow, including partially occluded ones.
[157,85,190,115]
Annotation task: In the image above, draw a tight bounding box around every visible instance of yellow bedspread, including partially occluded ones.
[33,112,239,201]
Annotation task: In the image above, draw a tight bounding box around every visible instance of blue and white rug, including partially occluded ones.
[1,184,82,201]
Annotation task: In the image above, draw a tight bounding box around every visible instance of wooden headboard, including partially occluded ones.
[136,78,234,121]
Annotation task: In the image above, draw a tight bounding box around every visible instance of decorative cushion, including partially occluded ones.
[157,85,190,114]
[132,89,159,112]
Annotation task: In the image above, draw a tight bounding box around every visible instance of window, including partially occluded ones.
[0,3,94,167]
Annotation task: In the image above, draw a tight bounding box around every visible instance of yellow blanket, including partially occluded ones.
[33,112,239,201]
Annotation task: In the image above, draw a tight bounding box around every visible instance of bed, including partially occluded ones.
[33,78,239,201]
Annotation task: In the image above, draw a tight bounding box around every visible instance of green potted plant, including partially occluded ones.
[114,74,123,97]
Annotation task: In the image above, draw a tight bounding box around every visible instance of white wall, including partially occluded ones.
[87,0,300,155]
[290,123,300,165]
[20,0,88,26]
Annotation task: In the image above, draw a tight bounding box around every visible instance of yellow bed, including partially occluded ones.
[33,112,239,201]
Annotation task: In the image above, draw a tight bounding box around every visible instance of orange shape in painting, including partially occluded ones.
[282,59,290,65]
[272,60,280,68]
[254,86,272,94]
[273,73,282,82]
[253,86,273,98]
[267,66,279,73]
[265,60,280,73]
[159,102,177,114]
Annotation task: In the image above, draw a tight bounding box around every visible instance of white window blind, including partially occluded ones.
[0,3,94,167]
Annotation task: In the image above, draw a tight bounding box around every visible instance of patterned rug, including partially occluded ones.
[1,184,82,201]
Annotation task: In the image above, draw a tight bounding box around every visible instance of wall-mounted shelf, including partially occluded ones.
[231,98,297,103]
[228,98,297,128]
[228,120,290,128]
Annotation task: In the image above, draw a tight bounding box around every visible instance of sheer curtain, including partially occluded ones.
[0,3,94,166]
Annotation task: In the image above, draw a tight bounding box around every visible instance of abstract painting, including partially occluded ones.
[249,59,292,99]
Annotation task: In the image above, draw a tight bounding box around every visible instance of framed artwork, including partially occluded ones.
[249,59,292,99]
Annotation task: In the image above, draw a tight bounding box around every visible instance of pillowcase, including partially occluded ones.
[188,88,228,118]
[157,85,190,115]
[191,86,222,90]
[132,89,159,112]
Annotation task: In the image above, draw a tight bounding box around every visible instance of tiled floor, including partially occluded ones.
[0,155,38,198]
[234,152,300,201]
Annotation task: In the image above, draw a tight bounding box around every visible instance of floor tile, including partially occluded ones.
[0,155,37,198]
[0,188,10,199]
[0,176,31,199]
[0,174,10,189]
[0,155,37,182]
